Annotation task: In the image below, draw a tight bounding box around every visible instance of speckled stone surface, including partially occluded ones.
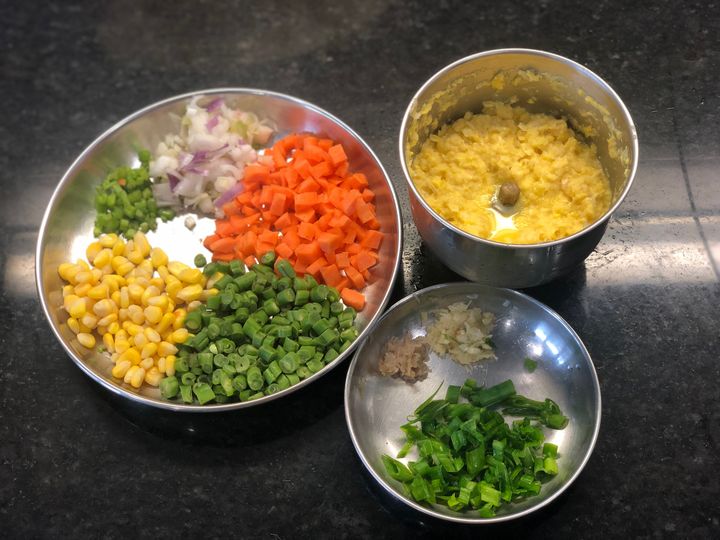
[1,1,719,538]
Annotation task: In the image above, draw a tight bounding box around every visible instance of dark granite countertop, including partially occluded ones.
[2,1,719,538]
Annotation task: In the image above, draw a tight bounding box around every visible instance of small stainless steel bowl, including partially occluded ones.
[36,88,402,412]
[345,282,601,524]
[400,49,639,288]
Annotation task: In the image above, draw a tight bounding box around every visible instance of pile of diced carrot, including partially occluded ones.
[202,133,384,311]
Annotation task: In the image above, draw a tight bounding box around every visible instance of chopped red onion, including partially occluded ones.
[206,97,224,112]
[214,182,245,207]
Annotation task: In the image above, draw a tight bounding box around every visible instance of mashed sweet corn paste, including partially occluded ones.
[409,102,612,244]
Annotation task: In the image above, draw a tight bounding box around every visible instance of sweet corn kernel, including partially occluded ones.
[139,357,154,370]
[58,263,80,284]
[78,321,92,333]
[76,259,90,271]
[128,283,144,303]
[112,360,131,378]
[158,341,178,357]
[68,298,86,319]
[85,241,103,262]
[165,355,176,377]
[123,365,139,384]
[92,248,112,269]
[130,367,145,388]
[178,268,203,284]
[90,268,103,283]
[67,317,81,334]
[111,255,130,271]
[151,248,169,268]
[115,339,130,354]
[99,233,118,247]
[103,333,115,353]
[119,288,130,308]
[124,322,143,336]
[171,328,189,344]
[144,367,163,386]
[138,259,154,276]
[127,249,144,265]
[165,278,182,300]
[108,321,121,334]
[62,285,74,297]
[75,270,93,284]
[167,261,190,279]
[81,313,98,329]
[147,294,169,311]
[133,231,151,257]
[144,327,161,343]
[88,284,109,300]
[158,357,167,373]
[141,342,158,359]
[155,313,174,334]
[187,300,203,312]
[77,332,96,348]
[157,265,170,280]
[97,313,117,327]
[141,286,161,306]
[133,332,148,348]
[128,304,145,325]
[172,308,187,330]
[118,347,141,365]
[110,290,121,306]
[74,283,92,297]
[97,325,108,336]
[149,277,165,290]
[93,299,115,318]
[112,241,126,256]
[177,284,202,303]
[144,305,163,325]
[200,288,218,302]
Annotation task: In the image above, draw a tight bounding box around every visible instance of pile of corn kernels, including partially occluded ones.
[57,232,216,388]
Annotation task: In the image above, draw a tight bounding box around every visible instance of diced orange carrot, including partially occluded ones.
[305,257,327,277]
[296,242,321,264]
[360,230,384,250]
[328,144,348,166]
[209,237,236,254]
[294,191,318,211]
[311,161,333,179]
[305,144,331,165]
[274,212,293,229]
[345,266,366,289]
[244,164,270,185]
[275,242,293,259]
[269,192,287,216]
[335,252,350,269]
[354,250,377,272]
[298,222,317,241]
[297,177,321,193]
[341,288,366,311]
[320,264,342,288]
[355,201,375,224]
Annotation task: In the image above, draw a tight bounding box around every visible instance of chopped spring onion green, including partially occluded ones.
[382,378,568,517]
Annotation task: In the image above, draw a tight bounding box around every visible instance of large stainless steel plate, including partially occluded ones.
[36,89,402,411]
[345,282,601,523]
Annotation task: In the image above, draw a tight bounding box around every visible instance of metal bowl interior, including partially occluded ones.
[398,49,639,287]
[37,88,402,411]
[345,282,601,524]
[401,48,638,233]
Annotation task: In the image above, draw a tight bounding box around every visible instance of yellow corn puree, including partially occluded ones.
[57,232,217,389]
[409,102,612,244]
